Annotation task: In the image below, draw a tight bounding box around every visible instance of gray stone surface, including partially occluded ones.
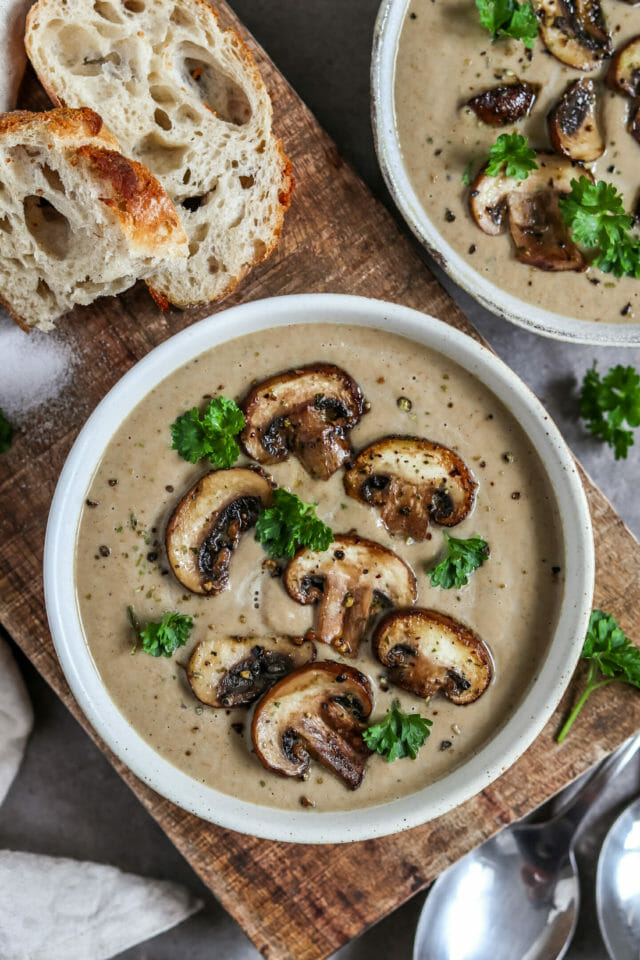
[2,1,639,958]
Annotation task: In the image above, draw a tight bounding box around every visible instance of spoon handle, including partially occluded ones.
[551,731,640,837]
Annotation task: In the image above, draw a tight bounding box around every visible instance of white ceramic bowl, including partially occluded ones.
[372,0,640,346]
[44,293,594,843]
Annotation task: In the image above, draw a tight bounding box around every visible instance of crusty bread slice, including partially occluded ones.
[26,0,293,307]
[0,108,187,331]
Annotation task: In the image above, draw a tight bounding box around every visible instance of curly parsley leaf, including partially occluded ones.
[559,178,630,247]
[201,396,245,436]
[207,432,244,468]
[596,234,640,280]
[558,177,640,279]
[363,700,433,762]
[170,396,244,467]
[485,132,538,180]
[475,0,538,48]
[429,533,490,589]
[580,363,640,460]
[0,408,13,453]
[130,608,194,658]
[557,610,640,742]
[170,408,211,462]
[255,488,334,559]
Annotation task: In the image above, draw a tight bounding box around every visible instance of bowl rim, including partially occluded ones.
[371,0,640,346]
[44,292,594,843]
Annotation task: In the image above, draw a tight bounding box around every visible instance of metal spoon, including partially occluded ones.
[596,795,640,959]
[413,733,640,960]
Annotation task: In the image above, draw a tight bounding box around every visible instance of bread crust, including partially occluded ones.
[0,106,111,145]
[77,146,186,255]
[0,288,35,334]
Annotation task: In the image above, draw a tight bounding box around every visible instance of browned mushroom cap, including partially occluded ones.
[239,364,366,480]
[471,153,585,234]
[606,35,640,97]
[537,0,611,71]
[372,608,492,705]
[284,534,418,656]
[187,634,316,707]
[344,436,476,540]
[471,153,592,271]
[466,82,538,126]
[548,79,604,161]
[507,187,587,270]
[251,661,373,789]
[166,467,273,596]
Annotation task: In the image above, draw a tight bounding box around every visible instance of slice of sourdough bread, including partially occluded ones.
[26,0,293,308]
[0,108,187,331]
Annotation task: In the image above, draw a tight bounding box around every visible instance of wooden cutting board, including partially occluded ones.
[3,5,640,959]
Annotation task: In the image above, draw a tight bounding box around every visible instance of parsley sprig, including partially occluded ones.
[363,700,433,761]
[0,408,13,453]
[557,610,640,743]
[128,606,194,658]
[255,488,334,559]
[580,363,640,460]
[170,396,244,468]
[475,0,539,49]
[485,133,538,180]
[429,533,490,589]
[558,177,640,279]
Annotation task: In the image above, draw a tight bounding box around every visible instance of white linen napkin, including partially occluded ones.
[0,850,203,960]
[0,0,32,112]
[0,638,33,805]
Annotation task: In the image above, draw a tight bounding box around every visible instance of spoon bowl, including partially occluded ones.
[414,734,640,960]
[597,795,640,960]
[413,823,579,960]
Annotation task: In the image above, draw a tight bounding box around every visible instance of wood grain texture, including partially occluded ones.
[2,6,639,960]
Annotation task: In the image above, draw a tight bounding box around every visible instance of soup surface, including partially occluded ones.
[76,322,563,811]
[394,0,640,325]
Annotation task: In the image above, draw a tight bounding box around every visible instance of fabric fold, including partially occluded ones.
[0,0,32,111]
[0,850,203,960]
[0,638,33,806]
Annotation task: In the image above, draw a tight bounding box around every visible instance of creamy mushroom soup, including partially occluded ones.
[76,323,563,812]
[394,0,640,325]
